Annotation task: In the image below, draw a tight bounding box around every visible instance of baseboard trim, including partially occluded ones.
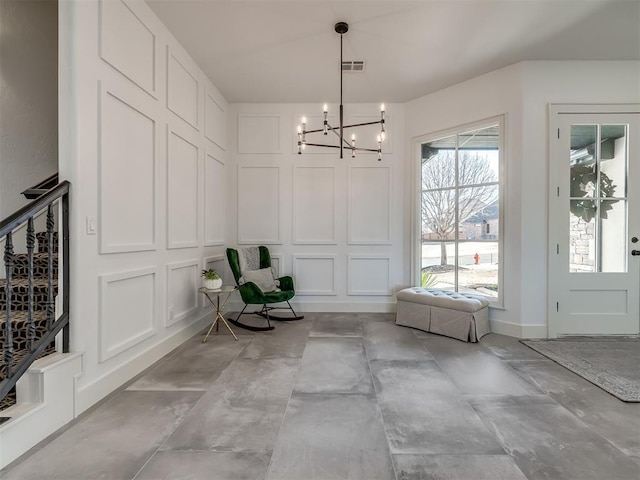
[489,319,547,339]
[74,315,209,416]
[227,300,397,314]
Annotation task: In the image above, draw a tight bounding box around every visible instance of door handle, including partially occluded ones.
[632,250,640,256]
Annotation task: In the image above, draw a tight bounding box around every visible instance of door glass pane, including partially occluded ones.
[600,199,627,273]
[570,124,597,198]
[600,125,627,199]
[569,124,628,273]
[570,199,596,273]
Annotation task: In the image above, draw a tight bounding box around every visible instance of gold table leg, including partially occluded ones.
[202,288,238,342]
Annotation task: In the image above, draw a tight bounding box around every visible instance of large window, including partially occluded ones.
[417,118,503,304]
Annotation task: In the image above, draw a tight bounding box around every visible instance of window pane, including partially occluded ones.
[420,242,454,290]
[422,135,456,189]
[459,185,499,241]
[457,241,499,298]
[422,189,456,240]
[570,199,596,273]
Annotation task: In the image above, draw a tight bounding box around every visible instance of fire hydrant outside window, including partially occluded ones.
[474,253,480,265]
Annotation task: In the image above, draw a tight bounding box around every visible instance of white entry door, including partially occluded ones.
[549,108,640,337]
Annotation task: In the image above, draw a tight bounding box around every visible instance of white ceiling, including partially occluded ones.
[145,0,640,104]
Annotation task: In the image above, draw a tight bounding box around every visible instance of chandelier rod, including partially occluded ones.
[339,28,344,158]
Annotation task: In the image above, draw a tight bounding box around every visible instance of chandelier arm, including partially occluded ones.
[303,143,342,149]
[343,120,385,129]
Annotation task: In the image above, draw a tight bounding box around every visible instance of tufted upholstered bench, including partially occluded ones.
[395,288,490,342]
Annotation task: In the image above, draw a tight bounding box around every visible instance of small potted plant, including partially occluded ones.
[202,268,222,290]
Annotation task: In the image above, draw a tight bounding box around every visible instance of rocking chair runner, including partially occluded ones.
[226,246,304,331]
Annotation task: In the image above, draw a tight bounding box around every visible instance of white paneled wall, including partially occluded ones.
[228,103,406,311]
[60,0,228,414]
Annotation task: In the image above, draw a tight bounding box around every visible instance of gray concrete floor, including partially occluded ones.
[2,313,639,480]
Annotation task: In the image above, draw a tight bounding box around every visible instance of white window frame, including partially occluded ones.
[410,115,505,307]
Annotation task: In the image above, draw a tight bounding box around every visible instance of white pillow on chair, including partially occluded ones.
[240,268,280,292]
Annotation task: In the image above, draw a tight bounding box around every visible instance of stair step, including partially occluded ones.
[0,278,58,311]
[35,232,58,254]
[11,253,58,279]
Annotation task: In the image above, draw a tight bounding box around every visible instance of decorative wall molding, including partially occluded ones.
[204,152,225,246]
[205,92,226,150]
[293,166,337,244]
[99,85,157,254]
[293,255,337,295]
[237,166,281,244]
[99,267,157,362]
[167,46,199,130]
[348,165,392,245]
[166,260,200,327]
[237,114,281,154]
[347,255,392,296]
[167,126,199,249]
[270,254,283,278]
[98,0,157,97]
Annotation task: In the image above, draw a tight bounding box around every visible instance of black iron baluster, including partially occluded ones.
[26,217,36,351]
[46,205,54,330]
[62,192,70,352]
[3,233,14,378]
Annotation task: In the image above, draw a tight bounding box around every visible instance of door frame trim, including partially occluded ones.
[548,103,640,337]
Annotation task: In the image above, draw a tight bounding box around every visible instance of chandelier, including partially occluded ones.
[297,22,385,160]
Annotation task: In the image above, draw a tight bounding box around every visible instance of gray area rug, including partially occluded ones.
[521,337,640,402]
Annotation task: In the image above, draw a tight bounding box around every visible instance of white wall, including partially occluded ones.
[0,0,58,219]
[59,0,228,414]
[405,60,640,337]
[228,103,406,311]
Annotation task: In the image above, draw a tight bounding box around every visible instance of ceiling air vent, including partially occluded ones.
[342,61,365,72]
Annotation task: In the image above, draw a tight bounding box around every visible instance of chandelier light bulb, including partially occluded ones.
[323,104,328,113]
[380,103,385,113]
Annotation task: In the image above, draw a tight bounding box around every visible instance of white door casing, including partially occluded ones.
[549,104,640,337]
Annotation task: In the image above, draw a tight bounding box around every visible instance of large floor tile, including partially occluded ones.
[468,395,640,480]
[2,391,202,480]
[163,357,298,452]
[481,333,549,361]
[362,321,434,361]
[418,333,542,396]
[293,337,373,394]
[393,454,528,480]
[509,359,640,460]
[310,313,362,337]
[266,393,395,480]
[136,450,271,480]
[371,359,504,455]
[240,319,312,360]
[127,335,252,391]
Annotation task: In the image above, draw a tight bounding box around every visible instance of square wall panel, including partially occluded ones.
[348,166,391,245]
[293,167,336,244]
[167,48,199,130]
[99,0,156,96]
[204,152,225,246]
[293,255,336,295]
[238,114,280,153]
[167,129,199,248]
[205,93,226,150]
[167,260,199,327]
[100,88,156,253]
[99,267,157,362]
[237,166,280,244]
[348,256,391,296]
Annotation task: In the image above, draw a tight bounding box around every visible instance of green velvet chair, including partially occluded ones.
[226,246,303,331]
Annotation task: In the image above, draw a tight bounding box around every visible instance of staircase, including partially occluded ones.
[0,232,58,411]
